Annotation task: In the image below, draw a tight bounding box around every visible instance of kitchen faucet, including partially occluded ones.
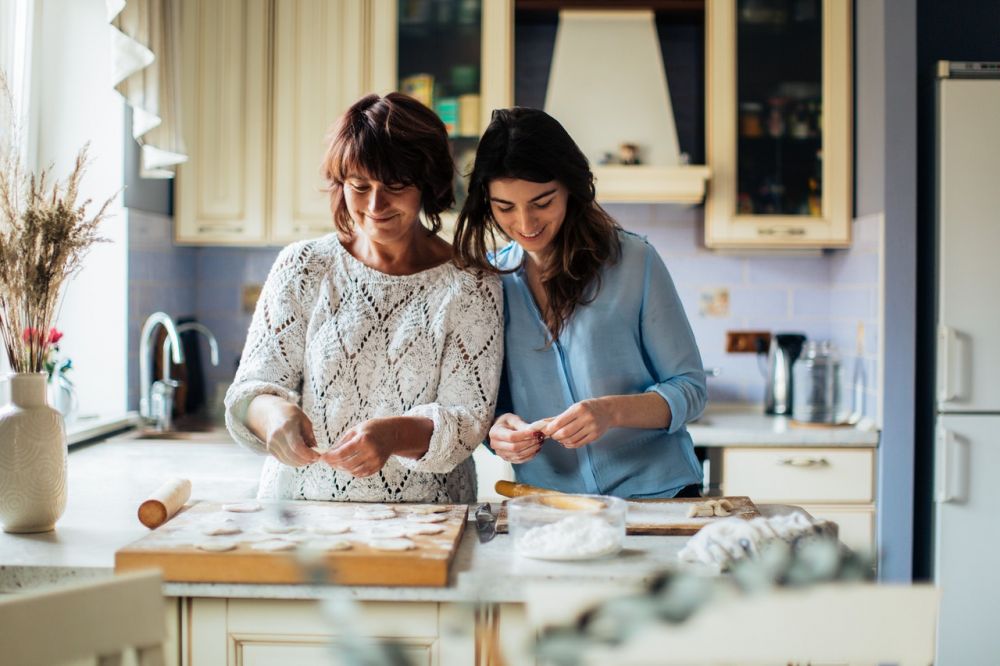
[139,312,185,426]
[161,322,220,382]
[152,322,220,431]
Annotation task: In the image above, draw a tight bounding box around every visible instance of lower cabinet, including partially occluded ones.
[721,446,877,553]
[185,598,475,665]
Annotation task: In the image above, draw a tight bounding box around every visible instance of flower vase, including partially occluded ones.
[0,373,68,533]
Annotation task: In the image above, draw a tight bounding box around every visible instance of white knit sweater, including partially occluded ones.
[225,235,503,503]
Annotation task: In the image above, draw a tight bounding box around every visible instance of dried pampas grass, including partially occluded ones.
[0,71,113,373]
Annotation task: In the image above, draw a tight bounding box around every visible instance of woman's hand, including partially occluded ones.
[543,398,615,449]
[321,418,397,478]
[489,413,545,464]
[247,395,320,467]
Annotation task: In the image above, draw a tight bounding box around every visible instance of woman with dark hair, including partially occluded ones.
[453,107,706,499]
[225,93,503,502]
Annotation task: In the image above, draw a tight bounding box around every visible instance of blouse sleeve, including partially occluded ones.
[224,241,317,453]
[398,271,504,474]
[638,242,708,433]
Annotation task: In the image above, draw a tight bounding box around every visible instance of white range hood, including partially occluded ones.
[544,10,709,204]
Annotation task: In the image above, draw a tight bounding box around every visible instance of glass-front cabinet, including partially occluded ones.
[705,0,851,248]
[370,0,512,233]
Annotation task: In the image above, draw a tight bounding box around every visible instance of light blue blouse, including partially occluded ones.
[493,230,707,498]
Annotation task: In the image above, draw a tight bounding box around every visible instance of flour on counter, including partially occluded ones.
[517,514,621,559]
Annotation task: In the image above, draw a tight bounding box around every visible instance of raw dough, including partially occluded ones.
[405,524,445,536]
[364,525,410,539]
[407,513,447,523]
[195,540,237,552]
[686,499,735,518]
[367,538,415,551]
[251,539,297,552]
[309,523,351,535]
[354,507,397,520]
[408,505,449,515]
[305,539,352,551]
[201,520,241,536]
[222,502,262,513]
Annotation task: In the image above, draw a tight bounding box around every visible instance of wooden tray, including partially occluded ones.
[115,501,467,587]
[495,496,760,536]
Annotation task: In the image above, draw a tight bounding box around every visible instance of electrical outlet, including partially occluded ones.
[726,330,771,353]
[241,284,263,314]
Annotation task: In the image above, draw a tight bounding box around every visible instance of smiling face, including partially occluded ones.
[342,173,423,243]
[487,178,568,258]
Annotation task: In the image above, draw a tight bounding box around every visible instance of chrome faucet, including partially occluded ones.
[139,312,185,423]
[161,322,220,383]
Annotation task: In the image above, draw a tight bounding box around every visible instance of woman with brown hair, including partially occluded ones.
[454,107,706,499]
[225,93,503,502]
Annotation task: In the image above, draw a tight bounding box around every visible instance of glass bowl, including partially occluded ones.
[508,494,626,560]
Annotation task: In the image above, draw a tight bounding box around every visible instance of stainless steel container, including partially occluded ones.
[792,340,843,423]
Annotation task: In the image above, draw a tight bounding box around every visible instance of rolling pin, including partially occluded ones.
[494,480,603,510]
[137,478,192,529]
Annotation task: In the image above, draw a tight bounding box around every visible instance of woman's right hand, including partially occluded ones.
[246,395,320,467]
[489,413,545,464]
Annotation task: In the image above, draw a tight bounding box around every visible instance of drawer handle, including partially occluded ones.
[777,457,830,468]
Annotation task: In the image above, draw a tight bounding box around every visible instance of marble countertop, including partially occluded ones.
[0,408,867,601]
[688,405,879,447]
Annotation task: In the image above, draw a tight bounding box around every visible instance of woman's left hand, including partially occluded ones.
[543,398,615,449]
[321,418,396,478]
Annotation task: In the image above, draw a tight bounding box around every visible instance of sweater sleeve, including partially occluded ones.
[398,271,504,474]
[638,242,708,432]
[224,242,318,454]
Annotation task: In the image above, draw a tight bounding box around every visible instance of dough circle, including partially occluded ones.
[405,524,445,536]
[309,523,351,535]
[201,521,241,536]
[306,539,352,551]
[408,505,449,515]
[263,523,296,534]
[354,508,397,520]
[407,513,447,523]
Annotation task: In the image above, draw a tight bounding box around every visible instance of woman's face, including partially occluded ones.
[343,172,423,243]
[487,178,568,255]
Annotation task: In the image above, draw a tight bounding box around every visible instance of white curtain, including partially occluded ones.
[107,0,186,178]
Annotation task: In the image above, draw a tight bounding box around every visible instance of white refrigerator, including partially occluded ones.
[933,61,1000,664]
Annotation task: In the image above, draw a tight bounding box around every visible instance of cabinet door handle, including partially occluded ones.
[757,226,807,236]
[198,224,245,233]
[936,426,967,504]
[937,325,963,403]
[777,457,829,467]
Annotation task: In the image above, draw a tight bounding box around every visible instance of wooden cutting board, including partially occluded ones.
[115,501,467,587]
[495,496,760,536]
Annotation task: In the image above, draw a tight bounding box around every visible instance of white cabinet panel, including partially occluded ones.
[723,448,874,503]
[177,0,270,244]
[270,0,367,244]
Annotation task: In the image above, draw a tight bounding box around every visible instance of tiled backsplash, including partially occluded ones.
[128,206,881,421]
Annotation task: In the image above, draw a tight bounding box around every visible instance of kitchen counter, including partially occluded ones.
[0,429,803,602]
[688,404,879,447]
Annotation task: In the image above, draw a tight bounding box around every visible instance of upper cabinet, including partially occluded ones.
[177,0,371,245]
[705,0,852,248]
[370,0,513,231]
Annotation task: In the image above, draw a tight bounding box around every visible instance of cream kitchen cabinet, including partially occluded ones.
[704,0,852,248]
[176,0,374,245]
[721,446,876,552]
[185,598,476,665]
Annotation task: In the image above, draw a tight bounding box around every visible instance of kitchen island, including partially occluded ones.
[0,411,877,665]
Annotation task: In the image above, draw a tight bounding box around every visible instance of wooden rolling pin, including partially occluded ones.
[494,480,604,510]
[138,478,191,529]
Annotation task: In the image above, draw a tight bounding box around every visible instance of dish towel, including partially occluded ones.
[679,512,836,569]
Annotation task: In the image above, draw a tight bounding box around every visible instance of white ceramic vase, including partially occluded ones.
[0,373,68,533]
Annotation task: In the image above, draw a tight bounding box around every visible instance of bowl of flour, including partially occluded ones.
[508,494,626,560]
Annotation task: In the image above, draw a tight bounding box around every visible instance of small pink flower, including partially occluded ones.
[22,327,39,343]
[47,328,63,345]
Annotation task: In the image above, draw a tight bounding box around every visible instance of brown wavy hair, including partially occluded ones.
[453,107,621,341]
[321,92,455,235]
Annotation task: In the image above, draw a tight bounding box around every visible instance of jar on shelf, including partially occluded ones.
[739,102,764,138]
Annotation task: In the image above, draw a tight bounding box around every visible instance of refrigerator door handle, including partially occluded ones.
[937,325,962,403]
[936,426,968,504]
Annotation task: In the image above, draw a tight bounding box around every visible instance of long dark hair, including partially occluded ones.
[322,92,454,235]
[453,107,621,341]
